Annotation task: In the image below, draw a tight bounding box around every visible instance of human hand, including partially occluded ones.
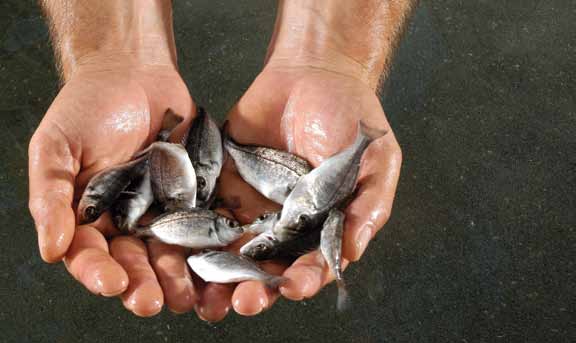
[29,0,201,316]
[202,64,402,319]
[191,0,409,320]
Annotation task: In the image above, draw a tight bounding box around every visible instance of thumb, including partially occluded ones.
[28,120,79,263]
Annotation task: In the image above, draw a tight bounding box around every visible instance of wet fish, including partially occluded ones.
[187,250,287,288]
[157,109,184,142]
[149,142,197,211]
[224,134,312,204]
[78,156,148,224]
[239,226,321,261]
[320,209,348,310]
[184,107,223,208]
[243,211,281,234]
[134,209,243,248]
[110,169,153,232]
[273,122,386,241]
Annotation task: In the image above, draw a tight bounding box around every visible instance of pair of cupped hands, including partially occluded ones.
[28,56,402,320]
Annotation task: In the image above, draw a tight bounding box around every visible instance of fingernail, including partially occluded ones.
[354,228,373,260]
[233,293,266,316]
[99,278,128,297]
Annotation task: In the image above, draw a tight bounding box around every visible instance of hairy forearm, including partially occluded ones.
[40,0,177,80]
[267,0,417,90]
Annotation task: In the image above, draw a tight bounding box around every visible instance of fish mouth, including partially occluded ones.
[239,243,254,257]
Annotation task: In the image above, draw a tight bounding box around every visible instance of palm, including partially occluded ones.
[213,66,402,317]
[29,66,198,316]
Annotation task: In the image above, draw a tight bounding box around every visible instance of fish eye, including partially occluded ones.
[226,218,239,227]
[197,176,207,190]
[255,243,268,252]
[84,206,98,220]
[257,214,267,221]
[298,214,310,225]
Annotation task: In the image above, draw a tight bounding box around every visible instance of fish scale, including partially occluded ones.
[184,107,223,208]
[135,209,243,248]
[224,135,312,204]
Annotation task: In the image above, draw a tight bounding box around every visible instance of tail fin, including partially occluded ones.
[221,121,240,152]
[358,121,388,143]
[266,276,288,289]
[157,109,184,142]
[131,225,153,238]
[336,278,350,311]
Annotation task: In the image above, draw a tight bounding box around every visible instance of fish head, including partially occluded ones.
[195,172,217,206]
[246,212,280,234]
[77,193,105,224]
[215,216,244,243]
[273,211,312,242]
[239,232,278,260]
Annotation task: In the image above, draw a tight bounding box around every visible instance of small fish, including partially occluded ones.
[273,122,386,241]
[134,209,243,248]
[240,227,321,261]
[224,134,312,204]
[78,156,148,224]
[320,209,348,310]
[187,250,287,288]
[149,142,197,211]
[157,109,184,142]
[184,107,223,208]
[110,169,154,232]
[243,211,281,234]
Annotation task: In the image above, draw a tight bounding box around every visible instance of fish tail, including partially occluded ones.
[132,225,153,238]
[221,121,235,147]
[266,276,288,289]
[336,278,350,311]
[358,121,388,144]
[195,105,207,120]
[157,108,184,142]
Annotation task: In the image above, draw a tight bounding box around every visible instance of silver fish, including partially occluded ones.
[239,226,321,261]
[224,135,312,204]
[184,107,223,208]
[134,209,243,248]
[273,122,386,241]
[157,109,184,142]
[244,211,281,234]
[320,209,348,310]
[78,156,148,224]
[187,250,287,288]
[110,169,153,232]
[149,142,197,211]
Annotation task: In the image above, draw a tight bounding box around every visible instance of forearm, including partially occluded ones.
[40,0,177,81]
[266,0,417,90]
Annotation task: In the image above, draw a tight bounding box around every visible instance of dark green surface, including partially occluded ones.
[1,1,574,342]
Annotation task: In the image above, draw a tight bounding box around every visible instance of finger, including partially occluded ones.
[279,250,350,301]
[28,125,79,262]
[218,159,281,224]
[279,251,325,301]
[194,283,235,322]
[231,261,287,316]
[148,241,198,314]
[342,136,402,261]
[90,212,121,238]
[64,225,128,296]
[110,236,164,317]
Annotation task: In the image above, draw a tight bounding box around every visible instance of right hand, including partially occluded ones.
[28,58,198,316]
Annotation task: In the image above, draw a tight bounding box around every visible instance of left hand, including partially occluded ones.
[193,62,402,320]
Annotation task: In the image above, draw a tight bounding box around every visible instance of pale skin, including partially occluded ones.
[30,0,414,319]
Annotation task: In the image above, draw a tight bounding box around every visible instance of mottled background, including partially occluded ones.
[1,1,574,342]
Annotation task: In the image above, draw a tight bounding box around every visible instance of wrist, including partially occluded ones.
[265,0,415,91]
[42,0,177,81]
